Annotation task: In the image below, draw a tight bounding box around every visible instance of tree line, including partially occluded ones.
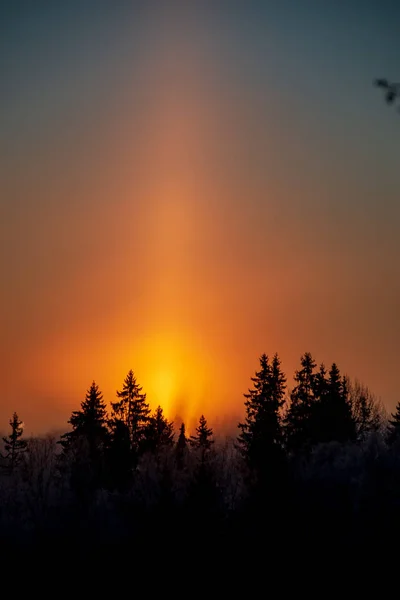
[1,351,400,563]
[2,352,400,486]
[3,352,400,487]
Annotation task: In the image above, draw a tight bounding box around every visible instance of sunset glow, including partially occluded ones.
[1,2,399,434]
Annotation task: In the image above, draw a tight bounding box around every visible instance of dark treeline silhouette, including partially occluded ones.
[1,353,400,573]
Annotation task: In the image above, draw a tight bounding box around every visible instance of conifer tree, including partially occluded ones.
[313,363,329,403]
[59,381,109,489]
[316,364,356,444]
[237,353,286,474]
[190,415,214,450]
[111,369,150,454]
[143,406,174,454]
[285,352,317,454]
[387,401,400,446]
[60,381,109,450]
[107,419,132,490]
[186,414,218,517]
[176,422,188,469]
[190,415,214,462]
[1,412,27,474]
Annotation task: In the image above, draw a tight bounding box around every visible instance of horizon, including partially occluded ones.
[1,1,399,434]
[0,352,388,439]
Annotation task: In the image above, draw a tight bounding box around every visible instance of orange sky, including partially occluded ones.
[1,3,399,435]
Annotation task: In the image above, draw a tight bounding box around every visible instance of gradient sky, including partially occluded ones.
[1,0,399,435]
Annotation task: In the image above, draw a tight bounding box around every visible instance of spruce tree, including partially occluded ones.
[1,412,27,474]
[60,381,109,449]
[107,419,132,490]
[285,352,317,454]
[143,406,174,454]
[313,363,329,403]
[59,381,109,488]
[316,364,356,444]
[176,422,188,469]
[190,415,214,450]
[111,369,150,454]
[387,401,400,446]
[190,415,214,462]
[187,415,218,516]
[237,353,286,475]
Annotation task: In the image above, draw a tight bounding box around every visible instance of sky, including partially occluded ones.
[1,0,399,435]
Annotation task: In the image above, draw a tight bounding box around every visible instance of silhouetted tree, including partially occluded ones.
[1,412,27,474]
[111,370,150,457]
[350,380,382,442]
[187,455,221,523]
[60,381,109,451]
[107,419,132,491]
[59,381,109,490]
[375,78,400,112]
[176,422,188,469]
[313,362,329,403]
[315,365,356,444]
[238,353,286,476]
[107,370,150,485]
[22,435,58,522]
[285,352,317,454]
[190,415,214,458]
[143,406,174,454]
[186,417,219,520]
[387,401,400,446]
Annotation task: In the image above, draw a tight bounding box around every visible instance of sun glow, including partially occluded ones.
[16,17,240,435]
[150,368,176,413]
[132,330,212,431]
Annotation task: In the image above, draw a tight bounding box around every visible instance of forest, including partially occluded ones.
[1,351,400,572]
